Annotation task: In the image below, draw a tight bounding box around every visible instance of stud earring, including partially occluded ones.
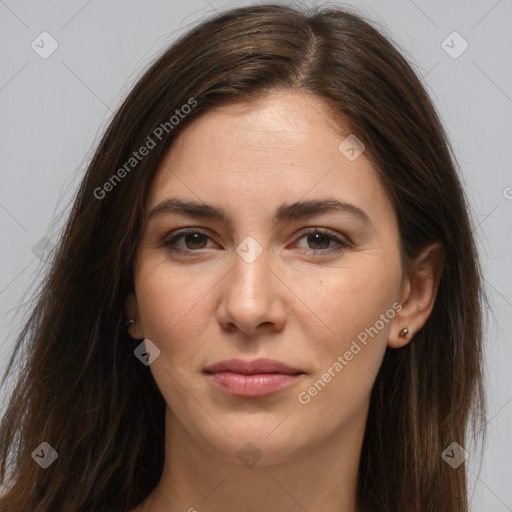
[126,319,135,327]
[399,328,409,337]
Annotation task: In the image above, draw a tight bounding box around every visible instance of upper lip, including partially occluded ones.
[204,358,303,375]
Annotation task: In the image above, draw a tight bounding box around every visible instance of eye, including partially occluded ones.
[162,227,349,256]
[294,228,349,255]
[162,229,216,253]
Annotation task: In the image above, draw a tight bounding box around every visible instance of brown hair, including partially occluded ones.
[0,3,485,511]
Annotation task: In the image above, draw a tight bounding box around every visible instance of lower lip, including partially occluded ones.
[207,372,303,397]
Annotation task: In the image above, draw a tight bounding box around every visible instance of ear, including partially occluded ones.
[125,293,144,340]
[388,241,445,348]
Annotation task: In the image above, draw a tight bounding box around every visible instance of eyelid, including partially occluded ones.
[295,226,349,243]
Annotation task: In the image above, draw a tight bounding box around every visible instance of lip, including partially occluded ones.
[204,358,305,398]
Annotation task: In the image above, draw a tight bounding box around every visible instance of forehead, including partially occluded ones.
[145,91,394,228]
[166,91,349,163]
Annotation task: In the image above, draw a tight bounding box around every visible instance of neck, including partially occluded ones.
[147,405,367,512]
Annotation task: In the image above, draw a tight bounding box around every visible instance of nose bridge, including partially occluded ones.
[232,233,270,293]
[235,251,265,298]
[232,240,272,310]
[218,238,284,334]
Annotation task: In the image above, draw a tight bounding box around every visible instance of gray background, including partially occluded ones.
[1,0,511,509]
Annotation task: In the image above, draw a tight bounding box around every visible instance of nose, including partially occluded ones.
[216,246,287,337]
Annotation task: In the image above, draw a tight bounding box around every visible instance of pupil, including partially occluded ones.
[308,233,329,249]
[186,233,206,249]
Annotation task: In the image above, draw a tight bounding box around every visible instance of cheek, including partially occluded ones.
[133,261,218,410]
[296,254,400,344]
[293,253,401,402]
[134,258,216,352]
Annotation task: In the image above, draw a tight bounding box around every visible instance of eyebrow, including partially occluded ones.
[147,197,370,225]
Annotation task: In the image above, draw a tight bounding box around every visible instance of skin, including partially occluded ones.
[126,90,443,512]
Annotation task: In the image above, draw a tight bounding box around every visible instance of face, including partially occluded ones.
[126,90,408,465]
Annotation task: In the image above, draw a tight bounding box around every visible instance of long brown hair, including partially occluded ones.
[0,4,485,511]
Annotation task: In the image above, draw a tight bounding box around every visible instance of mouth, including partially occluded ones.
[203,358,305,398]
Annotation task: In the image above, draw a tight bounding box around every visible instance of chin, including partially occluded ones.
[190,414,312,467]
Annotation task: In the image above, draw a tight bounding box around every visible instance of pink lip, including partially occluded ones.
[204,358,304,398]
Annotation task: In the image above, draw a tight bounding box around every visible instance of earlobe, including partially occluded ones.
[388,242,444,349]
[124,293,144,339]
[388,322,414,349]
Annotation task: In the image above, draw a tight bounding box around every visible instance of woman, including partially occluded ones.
[0,4,485,511]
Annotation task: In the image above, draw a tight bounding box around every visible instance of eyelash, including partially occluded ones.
[161,227,349,257]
